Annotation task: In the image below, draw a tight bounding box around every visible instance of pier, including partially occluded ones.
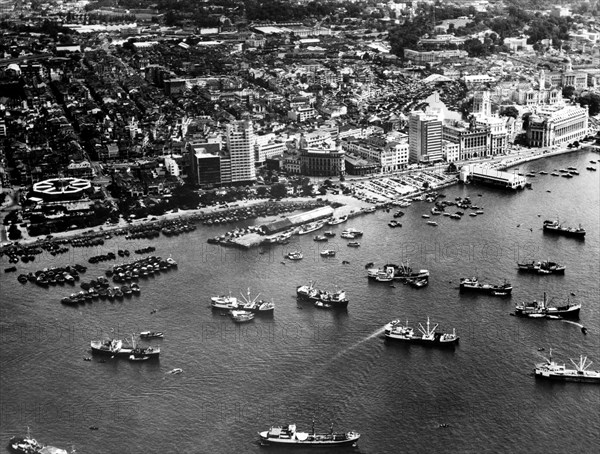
[459,165,527,189]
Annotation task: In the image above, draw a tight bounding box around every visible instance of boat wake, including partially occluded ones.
[331,326,386,362]
[560,319,588,333]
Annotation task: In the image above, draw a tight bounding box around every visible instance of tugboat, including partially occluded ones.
[211,293,238,310]
[296,282,348,308]
[230,310,255,323]
[535,350,600,383]
[326,215,348,226]
[459,277,512,295]
[9,427,43,454]
[320,250,336,257]
[340,228,363,239]
[139,331,164,339]
[259,422,360,447]
[236,288,275,314]
[517,260,566,274]
[407,278,429,288]
[384,317,459,347]
[515,292,581,319]
[286,251,303,261]
[543,219,585,238]
[297,221,325,235]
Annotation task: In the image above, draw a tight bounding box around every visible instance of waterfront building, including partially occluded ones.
[526,103,589,148]
[409,111,443,163]
[342,135,409,173]
[254,133,285,164]
[226,120,256,184]
[443,140,460,162]
[299,138,345,177]
[471,93,509,156]
[443,118,491,160]
[188,142,222,188]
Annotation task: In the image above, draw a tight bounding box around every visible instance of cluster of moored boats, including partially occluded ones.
[61,280,140,305]
[547,166,582,178]
[16,263,87,285]
[106,256,177,282]
[88,250,130,264]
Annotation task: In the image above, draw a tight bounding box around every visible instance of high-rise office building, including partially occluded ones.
[408,112,443,163]
[226,120,256,183]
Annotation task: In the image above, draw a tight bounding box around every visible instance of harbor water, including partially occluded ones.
[1,150,599,454]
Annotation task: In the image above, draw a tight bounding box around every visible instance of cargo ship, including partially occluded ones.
[90,337,160,359]
[535,351,600,383]
[367,263,429,282]
[517,260,566,274]
[383,318,459,346]
[296,282,348,308]
[259,423,360,447]
[543,219,585,238]
[459,277,512,295]
[515,292,581,319]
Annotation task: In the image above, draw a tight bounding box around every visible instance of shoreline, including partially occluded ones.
[0,145,592,251]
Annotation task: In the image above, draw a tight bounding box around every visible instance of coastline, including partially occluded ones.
[0,145,593,251]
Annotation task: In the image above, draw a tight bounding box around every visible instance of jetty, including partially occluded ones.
[459,165,527,189]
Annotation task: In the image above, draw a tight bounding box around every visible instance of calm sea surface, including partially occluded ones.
[1,150,599,454]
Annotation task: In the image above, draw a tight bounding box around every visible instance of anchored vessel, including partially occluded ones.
[384,318,459,346]
[296,282,348,308]
[259,423,360,447]
[543,219,585,238]
[140,331,164,339]
[367,263,429,282]
[535,351,600,383]
[237,288,275,313]
[515,292,581,319]
[517,260,566,274]
[297,221,325,235]
[326,215,348,226]
[459,277,512,295]
[230,310,255,323]
[211,293,238,310]
[90,337,160,359]
[286,251,303,261]
[9,427,69,454]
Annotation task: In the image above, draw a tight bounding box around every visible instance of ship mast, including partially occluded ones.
[570,355,591,372]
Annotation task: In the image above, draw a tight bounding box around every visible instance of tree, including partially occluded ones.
[255,186,268,198]
[500,106,519,119]
[522,112,532,130]
[578,93,600,117]
[270,183,288,199]
[8,224,22,240]
[562,86,575,100]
